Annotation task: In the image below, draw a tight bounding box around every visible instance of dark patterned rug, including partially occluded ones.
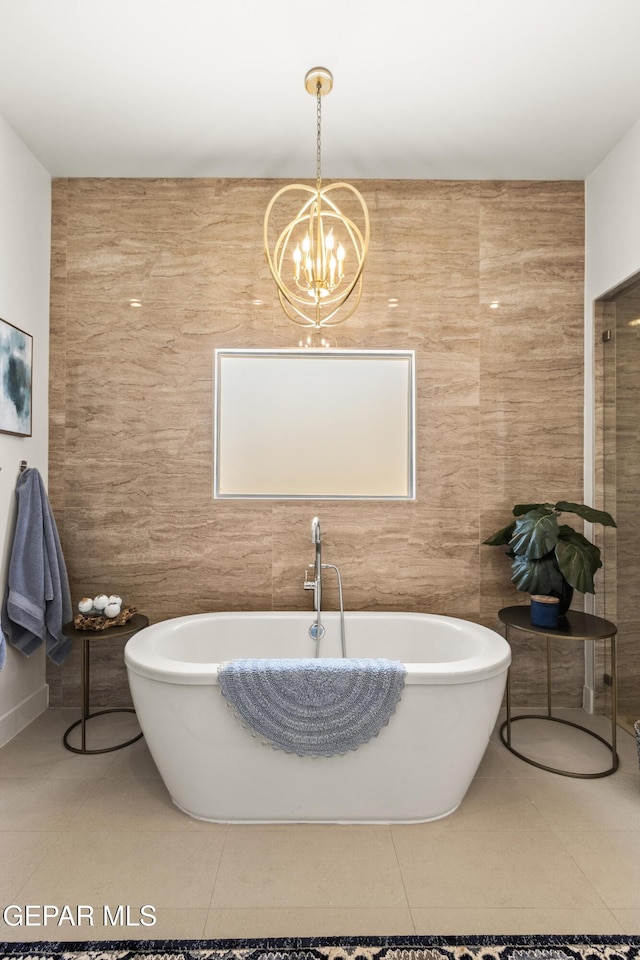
[1,936,640,960]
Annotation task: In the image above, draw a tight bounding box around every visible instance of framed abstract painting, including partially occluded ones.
[0,317,33,437]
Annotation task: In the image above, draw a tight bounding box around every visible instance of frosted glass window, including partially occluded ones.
[213,349,415,500]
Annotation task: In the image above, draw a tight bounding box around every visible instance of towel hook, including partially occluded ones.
[19,460,28,473]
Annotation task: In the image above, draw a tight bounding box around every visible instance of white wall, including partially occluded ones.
[586,118,640,304]
[0,117,52,746]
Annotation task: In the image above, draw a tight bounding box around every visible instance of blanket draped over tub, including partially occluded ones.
[217,657,406,756]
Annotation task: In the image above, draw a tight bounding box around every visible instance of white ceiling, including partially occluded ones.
[1,0,640,180]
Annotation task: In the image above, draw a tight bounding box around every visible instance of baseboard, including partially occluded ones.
[0,683,49,748]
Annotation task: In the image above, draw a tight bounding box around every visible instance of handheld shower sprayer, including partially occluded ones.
[310,517,322,613]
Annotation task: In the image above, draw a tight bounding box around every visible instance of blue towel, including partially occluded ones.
[1,468,73,667]
[218,657,406,757]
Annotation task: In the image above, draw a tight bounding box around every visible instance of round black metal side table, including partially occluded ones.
[62,613,149,755]
[498,605,618,778]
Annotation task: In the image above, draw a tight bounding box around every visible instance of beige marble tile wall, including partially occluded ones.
[47,178,585,709]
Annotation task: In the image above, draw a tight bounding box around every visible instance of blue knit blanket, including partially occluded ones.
[217,657,406,757]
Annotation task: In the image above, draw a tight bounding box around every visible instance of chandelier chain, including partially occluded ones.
[316,81,322,190]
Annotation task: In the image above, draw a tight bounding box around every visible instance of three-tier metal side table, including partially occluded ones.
[62,613,149,755]
[498,605,618,778]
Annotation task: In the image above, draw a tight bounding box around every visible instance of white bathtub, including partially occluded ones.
[124,611,510,823]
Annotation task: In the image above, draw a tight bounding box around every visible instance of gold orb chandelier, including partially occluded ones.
[264,67,370,329]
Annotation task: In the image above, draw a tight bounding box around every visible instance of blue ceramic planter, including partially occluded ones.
[530,595,560,628]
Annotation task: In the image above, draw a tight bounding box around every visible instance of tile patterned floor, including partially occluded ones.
[0,707,639,941]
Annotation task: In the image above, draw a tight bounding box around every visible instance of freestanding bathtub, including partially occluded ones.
[124,611,510,823]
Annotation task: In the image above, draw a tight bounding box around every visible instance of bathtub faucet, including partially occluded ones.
[303,518,346,658]
[304,517,323,653]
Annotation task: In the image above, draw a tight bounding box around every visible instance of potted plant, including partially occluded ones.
[483,501,616,613]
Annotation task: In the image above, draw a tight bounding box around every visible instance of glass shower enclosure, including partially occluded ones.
[597,274,640,736]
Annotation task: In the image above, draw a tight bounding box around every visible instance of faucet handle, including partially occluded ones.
[304,568,316,590]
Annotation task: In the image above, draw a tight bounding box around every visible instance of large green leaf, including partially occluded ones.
[554,501,617,528]
[510,507,559,559]
[511,553,564,595]
[482,520,517,546]
[558,526,602,570]
[513,502,554,516]
[555,527,602,593]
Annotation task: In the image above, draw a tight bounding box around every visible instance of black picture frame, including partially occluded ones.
[0,316,33,437]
